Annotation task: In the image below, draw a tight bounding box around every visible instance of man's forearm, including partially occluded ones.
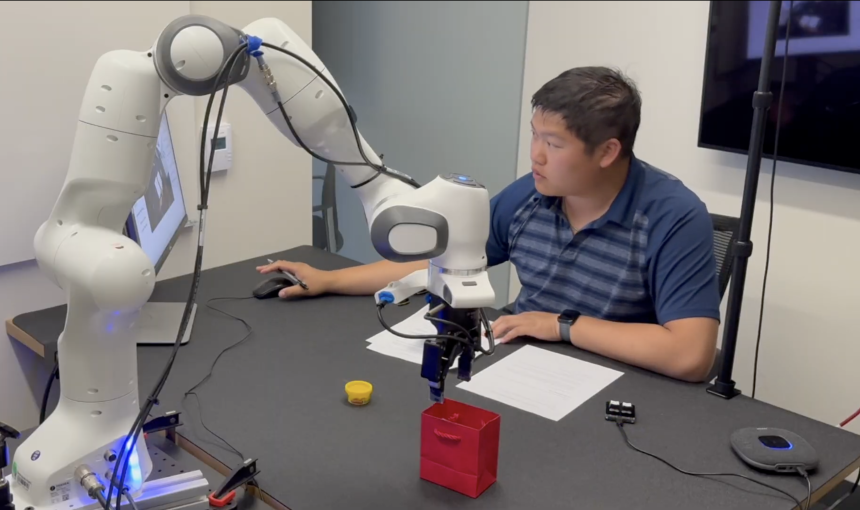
[570,317,716,382]
[326,259,428,296]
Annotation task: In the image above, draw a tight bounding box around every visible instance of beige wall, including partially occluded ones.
[512,1,860,439]
[0,1,191,265]
[0,0,311,430]
[160,0,314,278]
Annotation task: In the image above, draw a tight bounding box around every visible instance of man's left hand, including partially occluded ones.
[491,312,561,344]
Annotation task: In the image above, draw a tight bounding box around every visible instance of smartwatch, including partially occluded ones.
[557,309,581,344]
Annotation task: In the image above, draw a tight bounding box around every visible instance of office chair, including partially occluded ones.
[705,212,741,381]
[710,212,741,300]
[312,163,343,252]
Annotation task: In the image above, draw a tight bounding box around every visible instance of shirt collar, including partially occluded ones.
[537,155,644,230]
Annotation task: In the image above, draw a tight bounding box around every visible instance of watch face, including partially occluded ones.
[559,310,578,322]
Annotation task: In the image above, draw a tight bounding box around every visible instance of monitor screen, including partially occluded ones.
[126,112,187,273]
[699,1,860,174]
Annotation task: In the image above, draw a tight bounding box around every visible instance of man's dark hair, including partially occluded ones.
[531,66,642,158]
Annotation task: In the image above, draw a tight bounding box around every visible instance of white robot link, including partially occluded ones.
[8,14,495,510]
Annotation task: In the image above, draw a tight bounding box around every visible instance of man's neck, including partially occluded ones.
[563,157,631,226]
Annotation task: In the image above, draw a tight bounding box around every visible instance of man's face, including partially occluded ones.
[529,109,604,197]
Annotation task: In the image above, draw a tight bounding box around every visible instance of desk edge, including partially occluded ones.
[172,431,858,510]
[6,317,45,358]
[174,432,291,510]
[809,455,860,508]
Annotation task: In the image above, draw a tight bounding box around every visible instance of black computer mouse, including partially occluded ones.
[252,277,294,299]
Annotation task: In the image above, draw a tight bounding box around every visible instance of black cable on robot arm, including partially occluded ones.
[259,42,421,189]
[105,41,250,510]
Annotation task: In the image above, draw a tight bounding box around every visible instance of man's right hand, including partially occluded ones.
[256,260,332,299]
[256,257,428,300]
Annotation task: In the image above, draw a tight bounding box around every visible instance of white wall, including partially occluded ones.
[0,0,311,431]
[160,0,314,278]
[513,0,860,434]
[0,1,192,265]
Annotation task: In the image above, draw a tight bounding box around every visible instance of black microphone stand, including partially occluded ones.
[707,0,783,399]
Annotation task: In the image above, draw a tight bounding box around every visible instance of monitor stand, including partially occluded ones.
[132,302,198,345]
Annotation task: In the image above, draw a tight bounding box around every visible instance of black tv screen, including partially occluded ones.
[699,1,860,174]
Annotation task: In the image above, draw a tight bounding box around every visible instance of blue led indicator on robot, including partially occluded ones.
[124,437,143,488]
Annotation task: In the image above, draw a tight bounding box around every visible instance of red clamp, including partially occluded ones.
[207,458,259,509]
[208,490,237,508]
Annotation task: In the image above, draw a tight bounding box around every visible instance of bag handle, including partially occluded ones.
[434,429,462,442]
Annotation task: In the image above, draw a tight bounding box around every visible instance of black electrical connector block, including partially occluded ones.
[606,400,636,424]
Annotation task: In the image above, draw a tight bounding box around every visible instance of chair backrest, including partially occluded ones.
[312,163,342,252]
[710,213,740,300]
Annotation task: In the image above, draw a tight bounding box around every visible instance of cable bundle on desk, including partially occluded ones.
[613,421,809,509]
[182,296,256,461]
[605,398,811,510]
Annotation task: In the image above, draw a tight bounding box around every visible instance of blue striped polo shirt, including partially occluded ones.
[487,156,721,326]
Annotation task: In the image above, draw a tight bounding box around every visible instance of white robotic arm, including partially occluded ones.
[10,14,494,510]
[233,18,495,305]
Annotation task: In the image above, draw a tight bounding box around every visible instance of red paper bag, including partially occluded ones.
[420,398,501,498]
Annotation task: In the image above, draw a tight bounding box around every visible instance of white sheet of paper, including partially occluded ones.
[366,305,436,343]
[456,345,623,421]
[366,305,492,367]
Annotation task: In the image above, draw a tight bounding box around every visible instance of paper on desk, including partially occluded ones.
[457,345,623,421]
[366,305,492,367]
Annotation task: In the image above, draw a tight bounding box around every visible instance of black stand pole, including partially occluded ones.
[707,0,783,399]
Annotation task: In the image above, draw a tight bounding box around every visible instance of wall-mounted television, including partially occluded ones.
[698,1,860,174]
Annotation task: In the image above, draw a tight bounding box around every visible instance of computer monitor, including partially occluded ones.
[125,112,188,274]
[124,112,196,346]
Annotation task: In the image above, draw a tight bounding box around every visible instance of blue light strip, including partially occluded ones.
[124,437,143,490]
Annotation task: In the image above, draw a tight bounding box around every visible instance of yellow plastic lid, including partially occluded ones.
[345,380,373,406]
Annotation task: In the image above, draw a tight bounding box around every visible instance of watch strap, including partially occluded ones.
[558,309,580,344]
[560,321,572,343]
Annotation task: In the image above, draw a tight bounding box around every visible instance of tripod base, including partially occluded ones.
[707,380,742,399]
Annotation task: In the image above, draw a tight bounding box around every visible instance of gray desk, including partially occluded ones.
[8,245,860,510]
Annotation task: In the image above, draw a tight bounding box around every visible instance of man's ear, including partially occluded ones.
[597,139,623,169]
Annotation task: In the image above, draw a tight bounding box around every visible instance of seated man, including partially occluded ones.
[258,66,721,382]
